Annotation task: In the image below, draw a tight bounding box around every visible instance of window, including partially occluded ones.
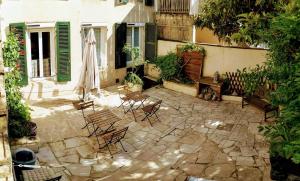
[82,28,102,67]
[28,30,55,78]
[126,26,140,63]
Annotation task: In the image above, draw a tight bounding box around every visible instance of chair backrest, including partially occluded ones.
[79,100,95,117]
[152,100,162,112]
[118,85,131,96]
[110,126,129,144]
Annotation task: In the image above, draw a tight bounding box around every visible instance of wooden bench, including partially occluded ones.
[225,72,278,121]
[242,95,278,121]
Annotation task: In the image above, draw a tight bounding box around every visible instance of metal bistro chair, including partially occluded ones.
[117,85,132,112]
[141,100,162,126]
[99,126,129,158]
[72,100,95,134]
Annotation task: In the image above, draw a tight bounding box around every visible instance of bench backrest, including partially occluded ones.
[226,71,275,99]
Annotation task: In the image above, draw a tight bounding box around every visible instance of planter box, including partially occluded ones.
[127,83,143,92]
[10,136,40,153]
[145,63,160,80]
[163,80,198,97]
[181,51,205,82]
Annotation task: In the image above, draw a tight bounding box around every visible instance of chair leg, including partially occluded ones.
[242,98,244,108]
[131,109,137,122]
[264,111,267,121]
[88,124,99,137]
[154,112,160,122]
[106,143,113,158]
[146,116,153,126]
[118,100,124,108]
[96,136,102,149]
[119,140,127,152]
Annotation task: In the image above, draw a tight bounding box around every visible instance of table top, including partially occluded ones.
[22,168,60,181]
[86,109,121,125]
[125,91,150,102]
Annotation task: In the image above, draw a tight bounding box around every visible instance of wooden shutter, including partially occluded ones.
[56,22,71,82]
[9,23,28,86]
[145,23,157,62]
[115,23,127,69]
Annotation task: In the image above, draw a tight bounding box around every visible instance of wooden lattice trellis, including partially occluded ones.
[225,72,244,96]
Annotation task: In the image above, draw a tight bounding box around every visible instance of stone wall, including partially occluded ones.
[0,37,14,180]
[157,40,267,77]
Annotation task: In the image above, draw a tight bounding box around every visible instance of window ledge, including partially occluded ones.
[31,76,56,81]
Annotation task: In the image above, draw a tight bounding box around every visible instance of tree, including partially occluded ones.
[195,0,300,164]
[194,0,287,45]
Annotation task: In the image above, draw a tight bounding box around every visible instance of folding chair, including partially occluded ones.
[72,100,95,127]
[99,126,129,158]
[141,100,162,126]
[118,85,131,111]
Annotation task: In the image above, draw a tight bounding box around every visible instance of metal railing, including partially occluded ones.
[157,0,190,14]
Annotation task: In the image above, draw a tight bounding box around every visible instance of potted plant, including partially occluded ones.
[122,45,146,92]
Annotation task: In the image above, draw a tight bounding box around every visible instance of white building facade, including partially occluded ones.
[0,0,156,100]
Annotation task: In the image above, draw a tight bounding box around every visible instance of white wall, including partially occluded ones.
[0,0,154,100]
[157,40,267,77]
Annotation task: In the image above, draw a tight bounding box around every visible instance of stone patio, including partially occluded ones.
[29,86,272,181]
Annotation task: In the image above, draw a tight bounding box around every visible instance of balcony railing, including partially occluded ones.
[157,0,190,14]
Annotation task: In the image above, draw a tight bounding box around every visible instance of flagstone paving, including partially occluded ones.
[29,86,272,181]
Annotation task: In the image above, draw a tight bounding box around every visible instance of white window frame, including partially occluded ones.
[126,23,145,67]
[81,23,107,71]
[26,27,56,80]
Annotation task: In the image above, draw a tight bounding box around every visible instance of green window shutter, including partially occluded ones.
[9,23,28,86]
[145,23,157,62]
[115,23,127,69]
[56,22,71,82]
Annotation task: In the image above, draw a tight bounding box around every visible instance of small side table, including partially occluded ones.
[197,77,223,101]
[22,168,62,181]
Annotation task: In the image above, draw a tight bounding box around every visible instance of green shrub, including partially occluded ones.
[3,32,31,138]
[196,0,300,163]
[122,45,145,86]
[237,1,300,164]
[154,52,194,84]
[154,52,181,81]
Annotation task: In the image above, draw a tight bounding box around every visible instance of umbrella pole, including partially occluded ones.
[83,88,85,100]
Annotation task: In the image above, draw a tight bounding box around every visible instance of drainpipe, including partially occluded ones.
[190,0,199,43]
[192,25,196,43]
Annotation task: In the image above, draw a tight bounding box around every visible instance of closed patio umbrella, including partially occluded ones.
[77,28,100,99]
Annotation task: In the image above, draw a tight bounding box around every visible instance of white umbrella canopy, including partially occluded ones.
[77,28,100,99]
